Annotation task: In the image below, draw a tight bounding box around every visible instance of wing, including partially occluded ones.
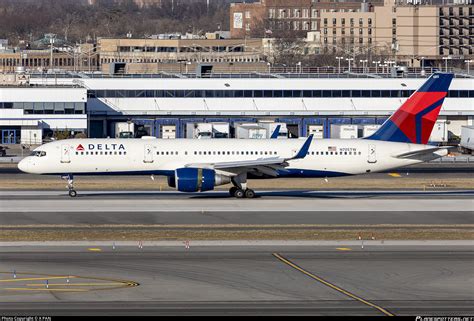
[185,135,313,176]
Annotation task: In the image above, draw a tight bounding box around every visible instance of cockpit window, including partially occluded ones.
[31,151,46,157]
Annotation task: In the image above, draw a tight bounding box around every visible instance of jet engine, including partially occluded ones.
[168,168,231,192]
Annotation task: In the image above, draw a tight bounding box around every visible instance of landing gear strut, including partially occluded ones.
[62,174,77,197]
[229,173,256,198]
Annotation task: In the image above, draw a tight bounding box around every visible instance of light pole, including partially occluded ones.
[464,59,472,74]
[336,56,343,73]
[345,58,354,72]
[359,59,368,73]
[373,60,380,74]
[420,56,425,70]
[49,37,55,71]
[442,56,451,72]
[296,61,302,73]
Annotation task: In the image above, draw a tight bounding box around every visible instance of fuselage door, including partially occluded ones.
[368,144,377,163]
[144,144,154,163]
[61,145,71,163]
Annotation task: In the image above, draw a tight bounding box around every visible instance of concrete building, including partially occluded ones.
[318,0,473,66]
[231,0,473,68]
[21,72,473,144]
[0,85,87,145]
[0,44,99,73]
[97,37,266,74]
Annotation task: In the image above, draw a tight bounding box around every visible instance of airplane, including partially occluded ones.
[18,72,454,198]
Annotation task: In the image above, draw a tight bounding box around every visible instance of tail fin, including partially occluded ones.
[366,73,453,144]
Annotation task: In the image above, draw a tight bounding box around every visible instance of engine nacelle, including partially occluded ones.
[171,167,231,192]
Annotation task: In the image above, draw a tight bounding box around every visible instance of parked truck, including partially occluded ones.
[258,121,288,139]
[186,122,213,139]
[211,122,230,138]
[460,126,474,154]
[358,124,381,138]
[330,124,358,139]
[235,123,267,139]
[429,120,448,143]
[114,122,135,138]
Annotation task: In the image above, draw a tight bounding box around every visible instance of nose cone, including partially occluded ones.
[18,158,29,173]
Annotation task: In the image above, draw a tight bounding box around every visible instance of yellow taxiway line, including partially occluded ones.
[4,287,87,292]
[273,253,394,317]
[26,283,126,287]
[0,276,76,283]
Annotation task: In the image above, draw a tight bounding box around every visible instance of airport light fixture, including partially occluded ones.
[336,56,344,73]
[373,60,381,74]
[345,58,354,72]
[359,59,368,73]
[296,61,302,73]
[442,56,452,72]
[465,59,472,74]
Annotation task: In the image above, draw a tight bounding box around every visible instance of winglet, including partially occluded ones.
[270,125,281,139]
[291,135,313,160]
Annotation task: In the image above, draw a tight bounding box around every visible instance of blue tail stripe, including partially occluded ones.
[367,120,411,143]
[417,73,453,92]
[414,97,445,144]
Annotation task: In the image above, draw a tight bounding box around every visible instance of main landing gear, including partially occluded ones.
[62,174,77,197]
[229,173,256,198]
[229,186,256,199]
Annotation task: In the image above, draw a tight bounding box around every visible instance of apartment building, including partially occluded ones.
[230,0,382,38]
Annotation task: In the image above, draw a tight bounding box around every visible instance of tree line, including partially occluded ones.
[0,0,230,46]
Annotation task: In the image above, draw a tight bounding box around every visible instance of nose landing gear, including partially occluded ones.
[62,174,77,197]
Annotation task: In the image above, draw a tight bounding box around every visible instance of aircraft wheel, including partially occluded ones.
[244,189,256,199]
[234,189,245,199]
[68,190,77,197]
[229,187,238,197]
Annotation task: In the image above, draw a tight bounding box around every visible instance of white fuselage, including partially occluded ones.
[19,137,442,178]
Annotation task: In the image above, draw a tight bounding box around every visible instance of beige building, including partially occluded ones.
[97,37,266,73]
[320,0,473,66]
[0,44,98,73]
[230,0,382,38]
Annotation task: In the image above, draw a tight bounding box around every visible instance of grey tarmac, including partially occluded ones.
[0,245,472,316]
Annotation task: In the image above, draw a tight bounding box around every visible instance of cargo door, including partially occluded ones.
[61,144,71,163]
[144,144,154,163]
[368,144,377,163]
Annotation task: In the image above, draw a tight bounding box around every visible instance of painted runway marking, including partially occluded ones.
[4,287,87,292]
[0,276,75,283]
[336,248,352,251]
[388,173,402,177]
[26,283,125,287]
[273,253,394,316]
[0,272,139,293]
[88,248,102,252]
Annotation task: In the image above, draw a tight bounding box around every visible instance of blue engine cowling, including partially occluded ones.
[174,167,217,192]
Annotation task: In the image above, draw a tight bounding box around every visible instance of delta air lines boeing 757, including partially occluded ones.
[18,73,454,198]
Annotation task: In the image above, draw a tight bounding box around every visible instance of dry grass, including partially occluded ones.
[1,176,473,190]
[1,226,472,241]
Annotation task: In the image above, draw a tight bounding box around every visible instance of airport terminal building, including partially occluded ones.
[0,72,473,145]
